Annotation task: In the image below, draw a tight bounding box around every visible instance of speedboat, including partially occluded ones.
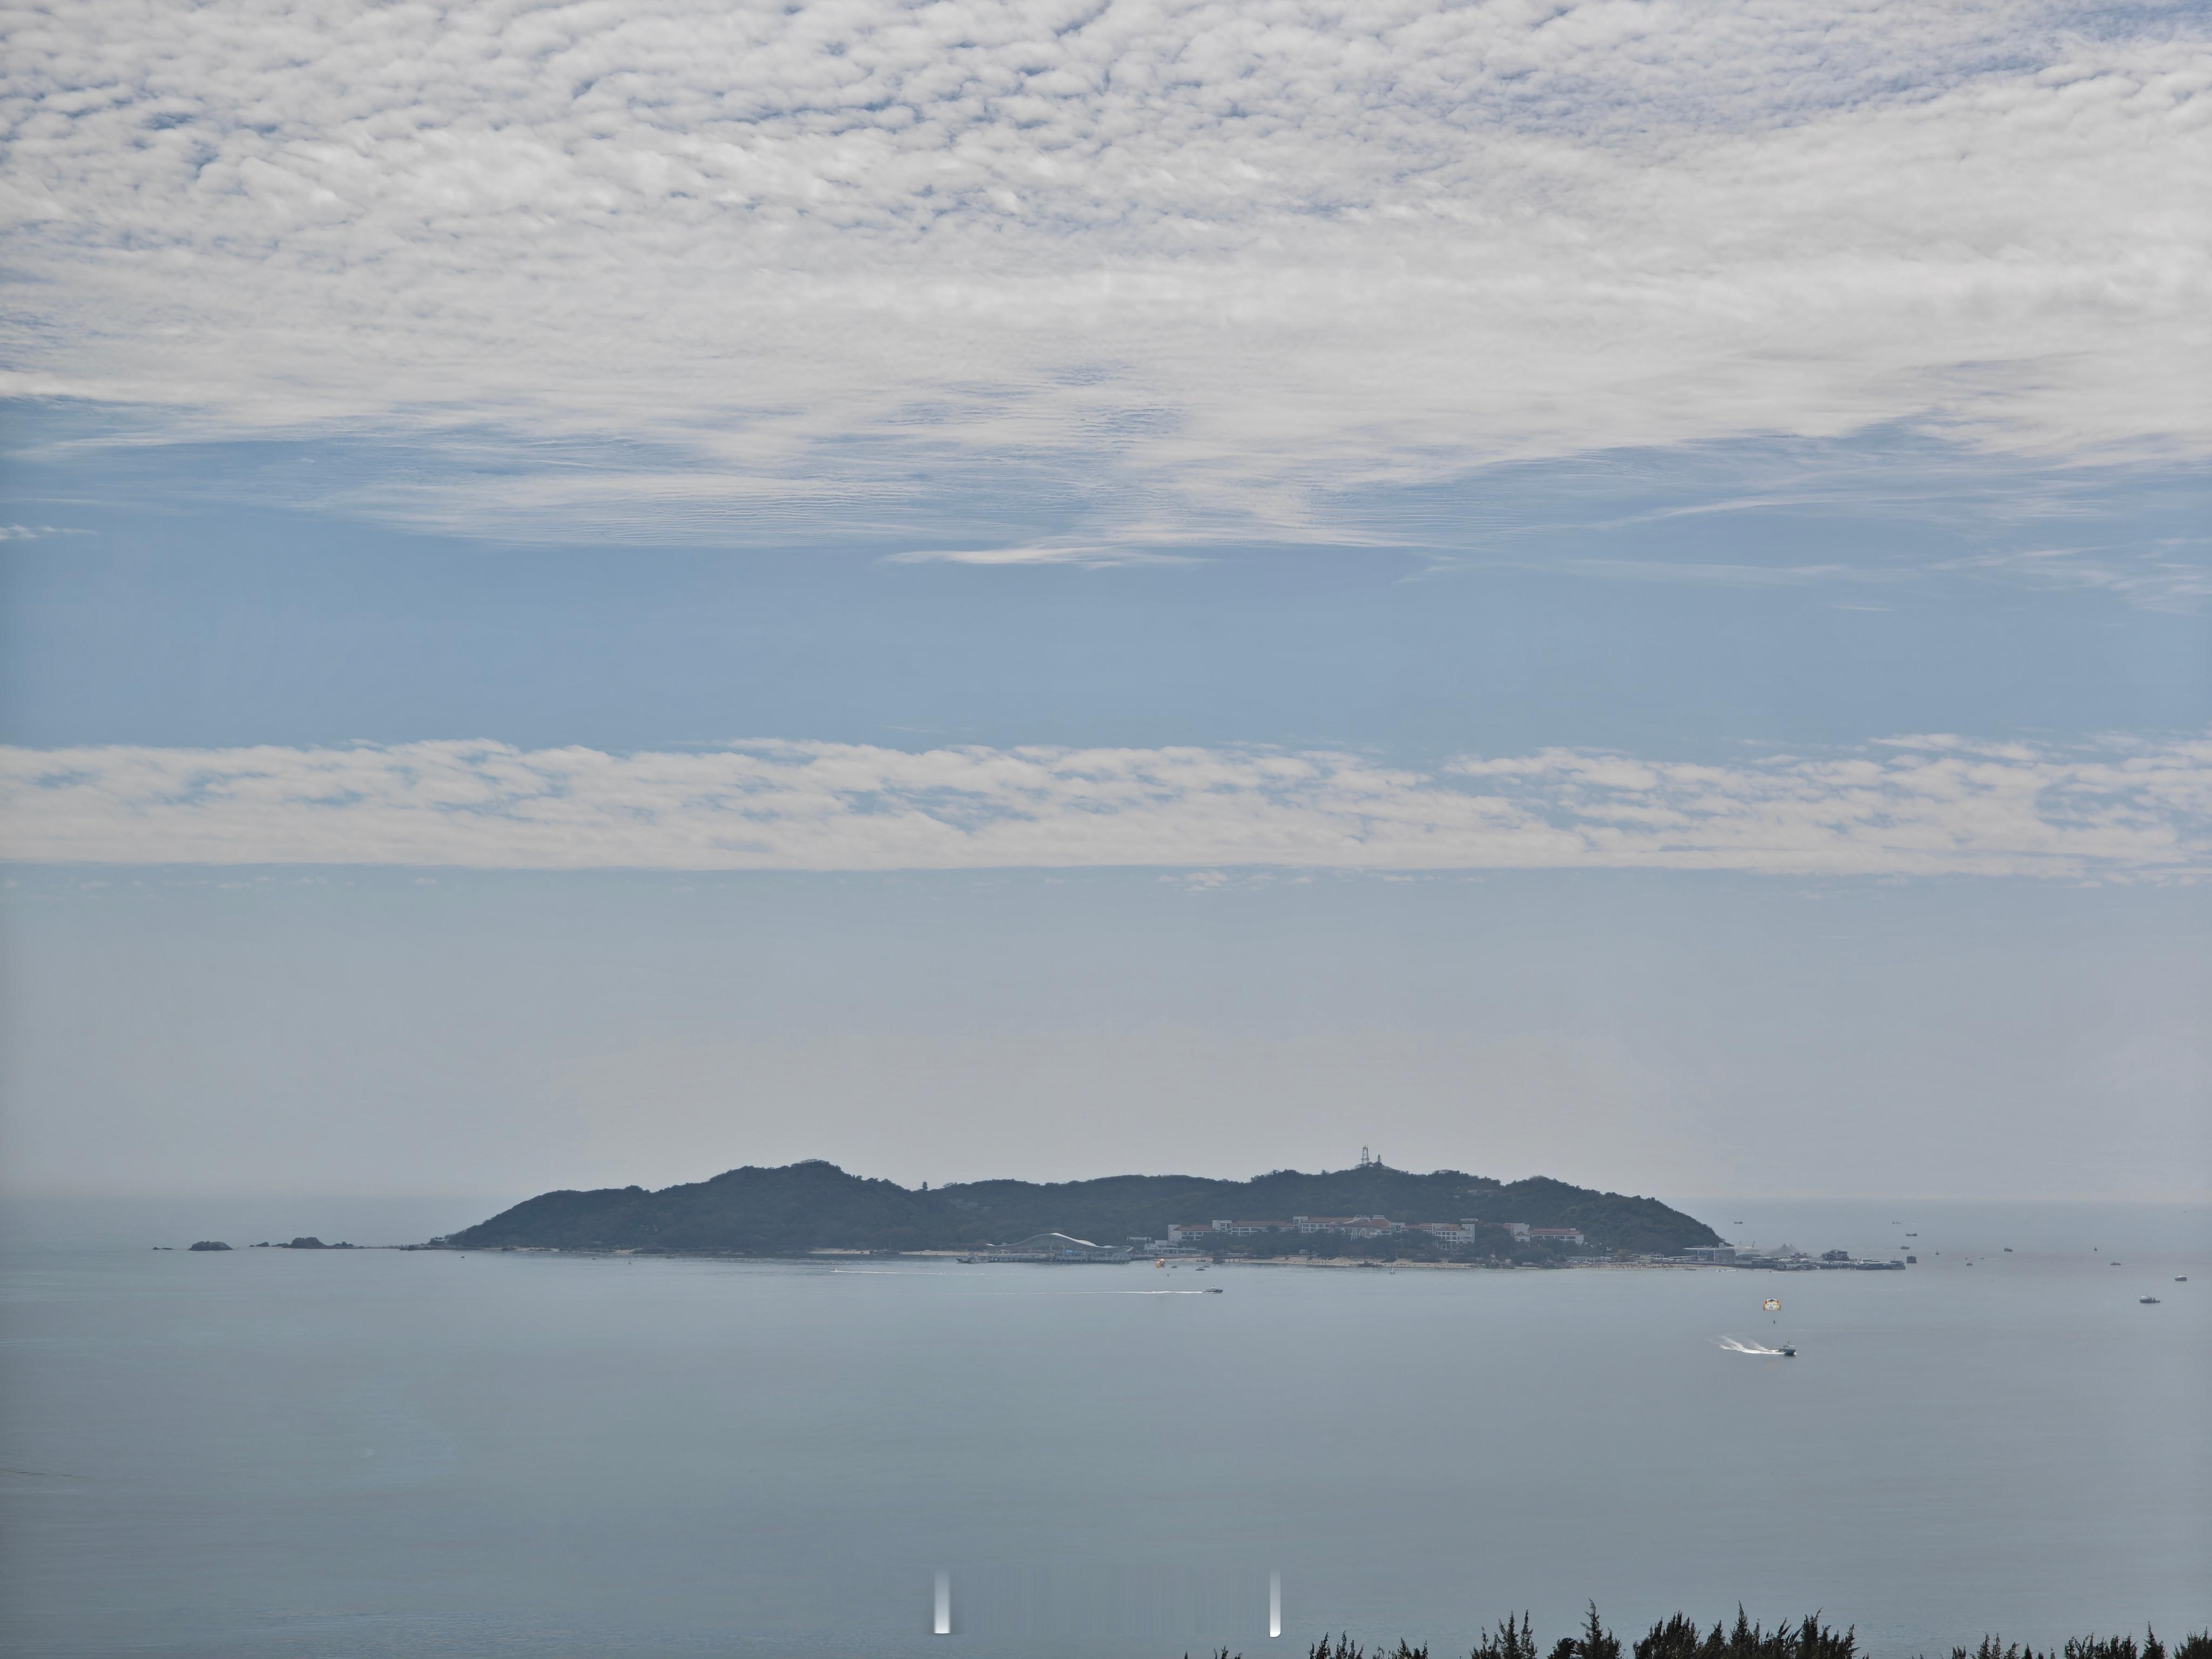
[2140,1296,2161,1305]
[1778,1344,1797,1356]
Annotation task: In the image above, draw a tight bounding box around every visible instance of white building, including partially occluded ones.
[1290,1215,1402,1237]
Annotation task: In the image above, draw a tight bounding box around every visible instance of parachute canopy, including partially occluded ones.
[1763,1298,1782,1312]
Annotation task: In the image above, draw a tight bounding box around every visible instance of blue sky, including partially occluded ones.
[5,430,2209,760]
[2,0,2207,1198]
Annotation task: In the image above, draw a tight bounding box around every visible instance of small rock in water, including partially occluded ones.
[287,1237,327,1249]
[187,1240,232,1251]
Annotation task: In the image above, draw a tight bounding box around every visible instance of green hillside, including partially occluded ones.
[441,1160,1720,1257]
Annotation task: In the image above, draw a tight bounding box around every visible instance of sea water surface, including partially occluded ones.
[2,1198,2206,1659]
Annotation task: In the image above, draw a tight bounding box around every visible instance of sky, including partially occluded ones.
[1,0,2208,1203]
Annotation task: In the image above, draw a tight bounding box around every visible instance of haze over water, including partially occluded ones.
[3,1198,2204,1659]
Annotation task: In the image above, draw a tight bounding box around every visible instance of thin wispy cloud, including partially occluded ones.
[883,541,1184,567]
[3,0,2205,543]
[4,736,2205,878]
[1934,543,2212,610]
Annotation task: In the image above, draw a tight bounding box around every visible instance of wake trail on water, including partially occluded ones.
[825,1271,1221,1297]
[984,1288,1222,1297]
[1718,1336,1786,1355]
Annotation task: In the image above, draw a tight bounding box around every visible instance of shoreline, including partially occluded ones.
[422,1244,1777,1272]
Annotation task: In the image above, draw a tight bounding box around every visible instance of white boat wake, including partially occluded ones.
[1718,1336,1787,1355]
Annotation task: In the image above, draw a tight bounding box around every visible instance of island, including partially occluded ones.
[435,1158,1722,1262]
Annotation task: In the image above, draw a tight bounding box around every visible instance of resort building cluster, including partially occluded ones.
[1160,1217,1587,1249]
[960,1226,1905,1269]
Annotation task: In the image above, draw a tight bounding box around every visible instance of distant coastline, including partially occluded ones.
[432,1158,1727,1262]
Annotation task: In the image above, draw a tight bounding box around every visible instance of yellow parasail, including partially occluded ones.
[1763,1298,1782,1312]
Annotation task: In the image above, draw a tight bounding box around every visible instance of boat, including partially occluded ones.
[2178,1277,2189,1283]
[1778,1344,1796,1357]
[956,1255,978,1264]
[1204,1287,1224,1294]
[2140,1296,2161,1305]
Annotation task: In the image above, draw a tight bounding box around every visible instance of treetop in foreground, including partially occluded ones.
[1188,1608,2209,1659]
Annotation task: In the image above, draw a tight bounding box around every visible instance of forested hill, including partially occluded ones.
[440,1161,1721,1256]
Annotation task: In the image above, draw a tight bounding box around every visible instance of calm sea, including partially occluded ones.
[2,1197,2206,1659]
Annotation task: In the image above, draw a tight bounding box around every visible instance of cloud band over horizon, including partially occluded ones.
[4,735,2206,878]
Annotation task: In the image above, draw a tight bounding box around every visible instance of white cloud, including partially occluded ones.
[3,734,2205,877]
[2,0,2206,541]
[0,525,92,542]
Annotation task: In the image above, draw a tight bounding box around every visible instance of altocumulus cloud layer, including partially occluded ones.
[4,736,2207,877]
[3,0,2207,542]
